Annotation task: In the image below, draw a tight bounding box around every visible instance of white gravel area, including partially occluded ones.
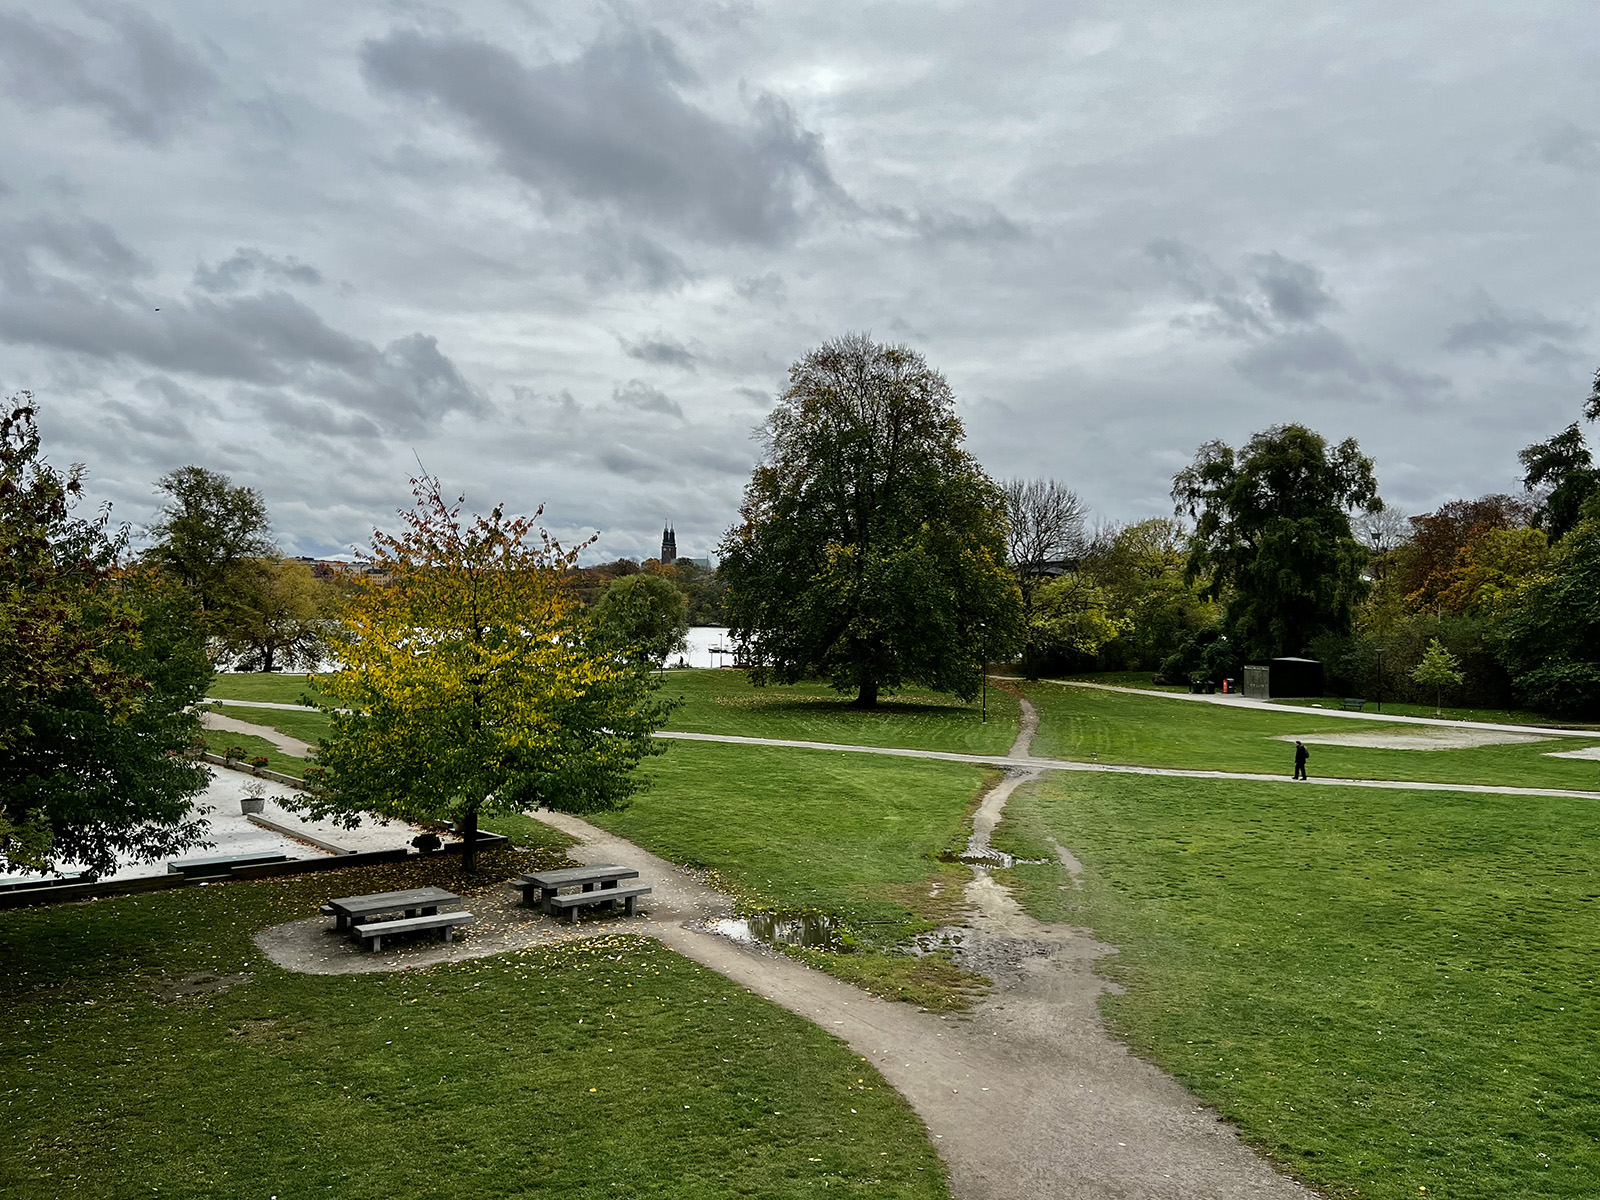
[1545,745,1600,761]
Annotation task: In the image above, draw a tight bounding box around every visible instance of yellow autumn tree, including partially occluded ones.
[297,473,671,870]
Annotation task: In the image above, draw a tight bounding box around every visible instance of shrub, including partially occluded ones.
[223,745,247,763]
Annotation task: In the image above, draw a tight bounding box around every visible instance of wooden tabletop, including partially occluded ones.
[520,865,638,889]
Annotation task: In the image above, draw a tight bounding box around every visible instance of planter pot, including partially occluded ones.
[240,798,266,815]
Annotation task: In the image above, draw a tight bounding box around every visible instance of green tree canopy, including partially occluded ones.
[299,475,671,870]
[1519,423,1598,542]
[719,334,1021,706]
[1411,637,1465,716]
[1,397,210,876]
[1173,423,1381,661]
[144,465,277,618]
[1497,517,1600,717]
[221,557,331,672]
[593,572,689,666]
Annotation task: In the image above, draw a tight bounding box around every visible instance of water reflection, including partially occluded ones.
[711,910,841,949]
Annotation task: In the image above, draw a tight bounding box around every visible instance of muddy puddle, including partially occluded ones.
[937,848,1051,869]
[711,910,842,949]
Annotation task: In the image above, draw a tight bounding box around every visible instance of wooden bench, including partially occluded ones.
[352,910,474,951]
[1340,697,1366,711]
[547,884,651,924]
[168,852,289,879]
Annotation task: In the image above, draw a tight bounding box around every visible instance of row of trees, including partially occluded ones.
[716,336,1599,719]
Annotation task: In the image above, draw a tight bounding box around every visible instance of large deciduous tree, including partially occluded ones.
[144,465,277,627]
[719,334,1021,707]
[1002,477,1086,678]
[221,557,331,672]
[1173,424,1381,662]
[1,397,209,876]
[299,475,671,871]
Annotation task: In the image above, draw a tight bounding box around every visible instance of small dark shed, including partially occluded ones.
[1240,657,1324,700]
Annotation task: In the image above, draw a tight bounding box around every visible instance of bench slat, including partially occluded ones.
[546,885,652,908]
[353,910,474,951]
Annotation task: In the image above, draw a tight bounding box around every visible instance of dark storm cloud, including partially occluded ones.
[194,248,325,293]
[0,5,216,143]
[360,26,841,243]
[613,378,683,418]
[1442,297,1584,359]
[621,332,698,369]
[584,229,697,292]
[0,218,483,435]
[1251,252,1335,324]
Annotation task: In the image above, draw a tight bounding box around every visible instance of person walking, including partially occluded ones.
[1293,740,1309,780]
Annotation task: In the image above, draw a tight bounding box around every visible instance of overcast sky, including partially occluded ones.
[3,1,1595,562]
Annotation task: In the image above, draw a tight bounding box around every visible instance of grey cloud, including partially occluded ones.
[195,248,324,293]
[1149,240,1334,337]
[1,227,482,436]
[0,215,148,283]
[734,271,785,305]
[1442,296,1583,357]
[0,6,216,143]
[361,26,840,243]
[1249,252,1334,323]
[622,333,697,369]
[878,204,1027,245]
[1536,123,1600,172]
[613,379,683,418]
[585,230,697,292]
[1234,328,1449,405]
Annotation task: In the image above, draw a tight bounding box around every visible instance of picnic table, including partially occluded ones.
[511,865,650,922]
[323,886,462,932]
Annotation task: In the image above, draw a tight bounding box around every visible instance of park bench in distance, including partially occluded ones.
[1340,697,1367,711]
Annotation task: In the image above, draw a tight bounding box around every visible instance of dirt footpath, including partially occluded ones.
[534,802,1313,1200]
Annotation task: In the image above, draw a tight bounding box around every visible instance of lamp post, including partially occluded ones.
[979,622,988,724]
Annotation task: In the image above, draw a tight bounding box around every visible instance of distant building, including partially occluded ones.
[661,524,677,564]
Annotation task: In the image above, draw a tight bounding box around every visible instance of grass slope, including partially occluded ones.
[1023,681,1600,792]
[210,702,334,748]
[592,739,994,1008]
[0,853,948,1199]
[207,672,326,705]
[661,669,1019,755]
[991,771,1600,1200]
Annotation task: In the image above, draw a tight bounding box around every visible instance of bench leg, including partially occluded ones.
[624,895,638,917]
[564,905,578,924]
[442,925,453,942]
[367,934,381,952]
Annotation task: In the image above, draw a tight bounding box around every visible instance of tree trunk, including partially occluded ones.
[853,679,879,708]
[461,801,480,874]
[260,645,275,673]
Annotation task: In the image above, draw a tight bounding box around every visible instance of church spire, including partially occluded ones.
[661,523,677,565]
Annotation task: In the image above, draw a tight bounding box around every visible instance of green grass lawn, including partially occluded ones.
[199,729,312,779]
[1022,680,1600,792]
[660,669,1019,755]
[207,671,327,705]
[990,771,1600,1200]
[209,701,334,748]
[0,852,948,1199]
[591,739,994,1008]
